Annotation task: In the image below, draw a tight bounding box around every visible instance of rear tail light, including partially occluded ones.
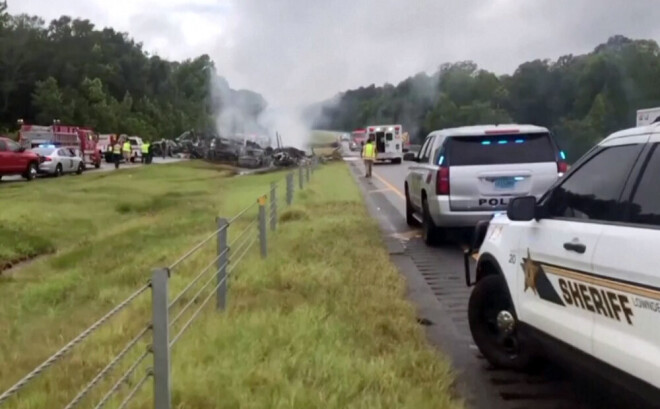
[557,161,568,174]
[436,166,450,195]
[43,157,52,162]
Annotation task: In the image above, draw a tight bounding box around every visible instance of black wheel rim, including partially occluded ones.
[481,292,520,359]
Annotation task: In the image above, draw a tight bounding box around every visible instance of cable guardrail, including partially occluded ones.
[0,159,320,409]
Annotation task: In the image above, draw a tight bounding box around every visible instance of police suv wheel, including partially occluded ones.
[468,274,535,371]
[54,164,63,177]
[405,186,419,227]
[422,197,441,245]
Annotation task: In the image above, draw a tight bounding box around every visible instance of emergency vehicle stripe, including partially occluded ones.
[542,264,660,301]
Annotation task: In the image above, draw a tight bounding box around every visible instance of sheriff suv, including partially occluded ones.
[465,124,660,404]
[404,125,566,245]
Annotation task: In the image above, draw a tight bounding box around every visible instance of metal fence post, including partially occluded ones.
[151,268,171,409]
[270,182,277,232]
[216,217,228,310]
[286,173,293,206]
[258,196,267,258]
[298,166,304,190]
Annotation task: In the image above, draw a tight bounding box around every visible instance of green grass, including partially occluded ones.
[0,162,462,409]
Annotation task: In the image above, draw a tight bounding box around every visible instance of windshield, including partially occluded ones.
[446,133,556,166]
[30,148,55,156]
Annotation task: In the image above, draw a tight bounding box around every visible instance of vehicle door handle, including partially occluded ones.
[563,242,586,254]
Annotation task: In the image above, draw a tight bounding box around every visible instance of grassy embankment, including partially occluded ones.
[0,161,462,409]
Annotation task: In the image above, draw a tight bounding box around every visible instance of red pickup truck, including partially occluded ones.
[0,137,40,181]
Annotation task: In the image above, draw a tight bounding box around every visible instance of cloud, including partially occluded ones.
[8,0,660,114]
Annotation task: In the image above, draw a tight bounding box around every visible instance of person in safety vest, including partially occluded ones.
[141,142,150,164]
[122,139,132,163]
[113,141,122,169]
[362,135,376,178]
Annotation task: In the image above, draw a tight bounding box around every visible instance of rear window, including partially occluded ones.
[31,148,55,156]
[447,133,556,166]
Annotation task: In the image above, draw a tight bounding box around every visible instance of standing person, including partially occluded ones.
[161,140,167,159]
[146,141,153,164]
[122,138,131,164]
[141,141,149,164]
[362,135,376,178]
[113,141,122,169]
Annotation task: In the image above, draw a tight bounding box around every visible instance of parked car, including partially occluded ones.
[0,137,40,181]
[30,146,84,176]
[404,124,566,245]
[464,122,660,406]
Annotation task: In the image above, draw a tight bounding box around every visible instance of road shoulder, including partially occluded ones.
[346,159,508,409]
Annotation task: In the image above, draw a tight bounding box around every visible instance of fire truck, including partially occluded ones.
[350,129,367,151]
[19,124,102,169]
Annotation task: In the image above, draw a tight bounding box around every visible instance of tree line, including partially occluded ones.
[0,1,266,141]
[310,35,660,161]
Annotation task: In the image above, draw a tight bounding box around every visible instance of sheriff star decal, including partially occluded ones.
[520,249,565,306]
[522,248,540,294]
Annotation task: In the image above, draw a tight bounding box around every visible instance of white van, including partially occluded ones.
[365,124,403,164]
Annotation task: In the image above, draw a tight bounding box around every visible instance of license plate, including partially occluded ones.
[494,177,516,189]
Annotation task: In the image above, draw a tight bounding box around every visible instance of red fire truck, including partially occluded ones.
[19,124,102,169]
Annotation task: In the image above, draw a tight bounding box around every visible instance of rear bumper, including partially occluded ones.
[38,162,56,174]
[428,196,498,227]
[376,152,402,161]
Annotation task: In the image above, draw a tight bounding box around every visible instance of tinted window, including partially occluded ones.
[419,136,434,163]
[31,148,55,156]
[544,144,642,222]
[628,144,660,226]
[386,133,393,141]
[6,140,21,152]
[0,141,6,151]
[447,133,556,166]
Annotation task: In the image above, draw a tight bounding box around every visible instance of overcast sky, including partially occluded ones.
[10,0,660,109]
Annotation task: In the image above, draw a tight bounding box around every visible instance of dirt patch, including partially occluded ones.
[0,226,55,273]
[279,208,310,223]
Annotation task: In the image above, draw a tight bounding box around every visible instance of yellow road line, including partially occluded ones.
[373,172,405,200]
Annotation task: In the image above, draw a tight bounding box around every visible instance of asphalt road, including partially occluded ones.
[1,156,186,183]
[348,156,645,409]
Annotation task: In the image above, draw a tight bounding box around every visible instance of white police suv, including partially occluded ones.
[464,123,660,403]
[404,124,566,245]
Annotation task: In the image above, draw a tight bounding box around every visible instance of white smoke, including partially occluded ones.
[209,69,310,148]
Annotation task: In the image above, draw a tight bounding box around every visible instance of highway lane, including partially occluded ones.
[1,156,186,184]
[349,157,637,409]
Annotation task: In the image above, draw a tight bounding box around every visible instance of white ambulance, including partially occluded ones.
[636,107,660,127]
[365,124,404,164]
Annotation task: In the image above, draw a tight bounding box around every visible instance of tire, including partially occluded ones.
[468,275,536,371]
[24,162,38,181]
[54,164,63,177]
[76,163,84,175]
[421,196,442,245]
[405,185,419,227]
[393,158,402,164]
[94,161,101,169]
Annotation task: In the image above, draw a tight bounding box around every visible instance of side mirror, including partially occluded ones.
[403,152,417,162]
[507,196,537,221]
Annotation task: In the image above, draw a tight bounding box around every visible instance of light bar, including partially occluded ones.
[485,129,519,135]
